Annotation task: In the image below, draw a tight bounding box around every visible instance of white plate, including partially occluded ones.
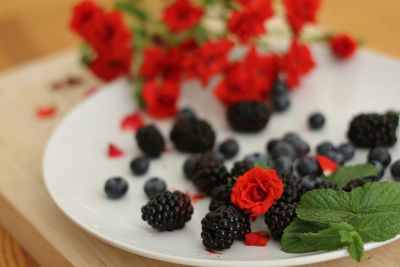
[44,46,400,267]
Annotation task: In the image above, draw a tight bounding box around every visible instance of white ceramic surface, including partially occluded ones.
[44,46,400,267]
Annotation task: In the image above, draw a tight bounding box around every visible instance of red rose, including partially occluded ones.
[142,80,181,118]
[228,9,266,43]
[231,167,283,218]
[284,0,321,34]
[329,34,358,59]
[89,47,132,81]
[280,39,315,89]
[70,0,104,39]
[162,0,204,33]
[236,0,273,20]
[191,39,233,85]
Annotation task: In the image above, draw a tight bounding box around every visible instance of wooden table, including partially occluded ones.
[1,1,400,266]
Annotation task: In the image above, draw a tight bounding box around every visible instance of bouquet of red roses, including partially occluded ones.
[70,0,358,119]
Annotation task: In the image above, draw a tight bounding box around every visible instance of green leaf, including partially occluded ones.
[343,230,364,262]
[324,164,378,188]
[115,2,147,21]
[133,78,145,109]
[254,162,270,170]
[353,214,400,242]
[79,43,94,66]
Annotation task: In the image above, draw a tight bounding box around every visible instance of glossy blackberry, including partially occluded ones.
[136,125,165,158]
[264,201,298,240]
[219,138,239,160]
[227,101,271,132]
[183,152,224,180]
[141,191,193,231]
[201,205,251,250]
[343,177,375,192]
[104,177,128,199]
[347,112,399,148]
[231,160,254,178]
[176,107,196,121]
[279,173,303,203]
[170,118,216,153]
[193,161,230,195]
[209,184,233,211]
[367,146,392,168]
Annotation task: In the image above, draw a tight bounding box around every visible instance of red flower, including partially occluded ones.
[140,47,183,82]
[190,39,233,85]
[142,80,181,118]
[70,0,104,39]
[281,39,315,89]
[162,0,204,33]
[228,9,267,43]
[329,34,358,60]
[231,167,283,218]
[89,47,132,81]
[236,0,273,20]
[244,47,279,98]
[284,0,321,34]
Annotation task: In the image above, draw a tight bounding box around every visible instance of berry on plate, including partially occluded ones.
[104,177,128,199]
[136,125,165,158]
[144,177,167,198]
[218,138,239,160]
[265,201,298,240]
[227,101,271,132]
[367,146,392,168]
[130,156,150,175]
[308,112,326,130]
[391,160,400,181]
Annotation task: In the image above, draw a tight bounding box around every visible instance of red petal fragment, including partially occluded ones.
[66,75,84,86]
[84,87,98,97]
[317,155,338,176]
[206,248,223,255]
[51,81,65,90]
[120,112,145,131]
[107,143,125,158]
[190,193,206,204]
[36,105,57,119]
[244,231,270,247]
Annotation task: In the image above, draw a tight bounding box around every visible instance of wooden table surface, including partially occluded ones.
[0,1,400,267]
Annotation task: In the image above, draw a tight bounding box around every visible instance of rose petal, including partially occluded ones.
[317,155,338,176]
[107,143,125,158]
[84,87,98,97]
[36,105,57,119]
[244,231,270,246]
[66,75,84,86]
[120,112,144,131]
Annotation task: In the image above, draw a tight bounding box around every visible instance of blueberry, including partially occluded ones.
[273,94,290,112]
[370,160,385,181]
[273,156,294,175]
[283,134,310,158]
[273,79,288,95]
[308,112,326,130]
[104,177,128,199]
[316,141,334,155]
[269,141,296,160]
[219,138,239,160]
[244,153,269,166]
[367,146,391,168]
[176,107,196,121]
[325,151,346,165]
[144,177,167,198]
[337,143,355,162]
[296,157,322,177]
[390,160,400,181]
[266,139,280,153]
[301,175,318,191]
[283,132,301,144]
[130,156,150,175]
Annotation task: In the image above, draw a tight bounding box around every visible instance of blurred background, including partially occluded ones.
[0,0,399,266]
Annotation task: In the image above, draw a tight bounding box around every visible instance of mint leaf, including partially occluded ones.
[341,230,364,262]
[254,161,270,169]
[297,182,400,225]
[324,164,378,188]
[354,214,400,242]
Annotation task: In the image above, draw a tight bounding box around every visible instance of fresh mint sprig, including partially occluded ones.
[323,163,379,188]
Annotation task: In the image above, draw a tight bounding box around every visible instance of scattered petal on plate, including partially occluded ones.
[84,87,98,97]
[36,105,57,119]
[317,155,338,176]
[206,248,223,255]
[244,231,270,247]
[187,192,206,204]
[66,75,84,86]
[107,143,125,158]
[51,81,65,90]
[120,112,144,131]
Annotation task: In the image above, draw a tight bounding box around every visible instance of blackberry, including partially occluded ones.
[231,160,254,178]
[170,118,216,153]
[343,177,375,192]
[136,125,165,158]
[347,112,399,148]
[273,156,294,175]
[209,184,233,211]
[227,101,271,132]
[279,173,303,203]
[201,205,251,250]
[193,161,230,195]
[183,152,223,180]
[176,107,196,121]
[141,191,193,231]
[264,201,298,240]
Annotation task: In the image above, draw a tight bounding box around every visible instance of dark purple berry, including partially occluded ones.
[176,107,196,121]
[273,78,288,95]
[273,93,290,112]
[367,146,391,168]
[273,156,294,175]
[390,160,400,181]
[300,175,318,191]
[296,157,322,177]
[144,177,167,198]
[316,141,334,155]
[269,141,296,160]
[130,156,150,175]
[244,153,269,166]
[337,143,355,161]
[325,151,346,165]
[308,112,326,130]
[105,177,128,199]
[370,160,384,181]
[219,138,239,160]
[267,139,280,153]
